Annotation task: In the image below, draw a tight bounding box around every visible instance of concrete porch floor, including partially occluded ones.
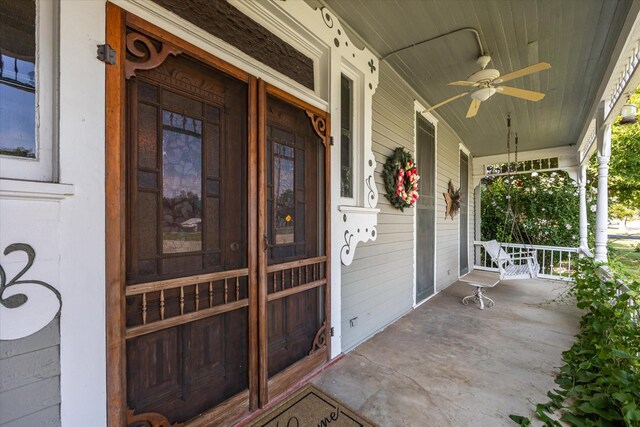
[311,278,583,426]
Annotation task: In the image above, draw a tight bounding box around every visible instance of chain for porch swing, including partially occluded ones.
[501,113,533,249]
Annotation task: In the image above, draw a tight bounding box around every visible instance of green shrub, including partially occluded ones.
[510,259,640,426]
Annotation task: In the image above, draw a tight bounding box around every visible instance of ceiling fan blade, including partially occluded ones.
[448,80,479,87]
[424,92,469,112]
[497,62,551,83]
[466,99,481,118]
[496,86,545,101]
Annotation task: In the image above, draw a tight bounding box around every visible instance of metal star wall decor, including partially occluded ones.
[443,179,462,220]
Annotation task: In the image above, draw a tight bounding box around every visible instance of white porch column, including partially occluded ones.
[473,181,482,267]
[594,102,611,262]
[578,165,589,257]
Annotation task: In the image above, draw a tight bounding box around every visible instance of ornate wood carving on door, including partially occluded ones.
[124,28,251,425]
[114,21,330,426]
[262,91,330,380]
[124,32,181,79]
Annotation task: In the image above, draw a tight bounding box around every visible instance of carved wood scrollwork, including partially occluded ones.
[305,111,329,147]
[125,32,182,79]
[308,320,327,356]
[127,407,181,427]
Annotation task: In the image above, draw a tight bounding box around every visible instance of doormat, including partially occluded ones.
[247,384,376,427]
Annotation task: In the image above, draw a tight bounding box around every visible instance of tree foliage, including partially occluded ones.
[481,171,595,247]
[589,88,640,220]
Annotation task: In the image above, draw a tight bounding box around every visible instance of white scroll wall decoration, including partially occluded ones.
[317,6,381,266]
[0,243,61,340]
[229,0,381,265]
[275,2,381,265]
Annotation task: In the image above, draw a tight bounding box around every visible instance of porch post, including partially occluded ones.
[594,102,611,262]
[578,164,588,257]
[473,182,482,267]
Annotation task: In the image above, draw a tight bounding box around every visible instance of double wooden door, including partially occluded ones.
[120,21,330,426]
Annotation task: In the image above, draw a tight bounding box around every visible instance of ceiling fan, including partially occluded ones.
[425,55,551,118]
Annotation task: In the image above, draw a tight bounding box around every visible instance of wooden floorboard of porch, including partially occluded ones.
[311,278,582,426]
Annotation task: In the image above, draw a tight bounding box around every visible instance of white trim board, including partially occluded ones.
[0,0,59,182]
[0,179,74,201]
[58,1,107,425]
[413,100,438,305]
[472,145,579,179]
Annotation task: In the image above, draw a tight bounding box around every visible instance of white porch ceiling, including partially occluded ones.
[319,0,634,157]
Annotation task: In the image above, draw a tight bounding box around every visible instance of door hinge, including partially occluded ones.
[330,326,334,337]
[97,44,116,65]
[329,136,335,146]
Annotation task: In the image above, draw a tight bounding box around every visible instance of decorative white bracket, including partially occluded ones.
[231,1,381,265]
[339,206,379,266]
[293,5,381,265]
[338,146,380,265]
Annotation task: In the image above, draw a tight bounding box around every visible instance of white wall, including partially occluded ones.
[0,198,63,426]
[58,1,107,425]
[435,123,462,290]
[340,60,467,351]
[340,62,415,351]
[0,2,107,426]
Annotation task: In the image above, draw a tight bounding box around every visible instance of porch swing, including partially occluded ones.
[482,114,540,280]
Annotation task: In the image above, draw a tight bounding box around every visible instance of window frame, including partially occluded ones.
[0,0,58,182]
[338,62,363,207]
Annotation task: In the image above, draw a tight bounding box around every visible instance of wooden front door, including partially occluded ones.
[263,92,328,381]
[117,17,330,426]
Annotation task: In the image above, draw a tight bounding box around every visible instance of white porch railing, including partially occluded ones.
[598,266,639,325]
[473,241,579,281]
[618,283,639,325]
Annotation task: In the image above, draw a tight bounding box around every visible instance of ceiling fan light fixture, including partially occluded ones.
[471,87,496,102]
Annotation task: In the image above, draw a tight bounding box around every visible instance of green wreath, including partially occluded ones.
[382,147,420,211]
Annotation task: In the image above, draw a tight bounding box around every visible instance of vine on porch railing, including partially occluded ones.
[509,259,640,426]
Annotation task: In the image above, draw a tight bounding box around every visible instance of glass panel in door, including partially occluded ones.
[125,52,249,424]
[264,94,327,377]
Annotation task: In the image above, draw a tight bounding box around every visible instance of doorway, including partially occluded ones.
[460,151,469,275]
[416,113,436,303]
[107,11,331,425]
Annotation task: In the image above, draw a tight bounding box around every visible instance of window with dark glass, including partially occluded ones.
[340,74,353,198]
[0,0,36,159]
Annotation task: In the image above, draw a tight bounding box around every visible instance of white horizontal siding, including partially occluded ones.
[0,319,60,427]
[341,61,465,351]
[435,120,462,290]
[341,62,416,352]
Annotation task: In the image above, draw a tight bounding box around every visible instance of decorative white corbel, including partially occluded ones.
[291,5,381,265]
[232,1,381,265]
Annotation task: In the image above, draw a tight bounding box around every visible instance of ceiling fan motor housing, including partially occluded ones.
[468,68,500,83]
